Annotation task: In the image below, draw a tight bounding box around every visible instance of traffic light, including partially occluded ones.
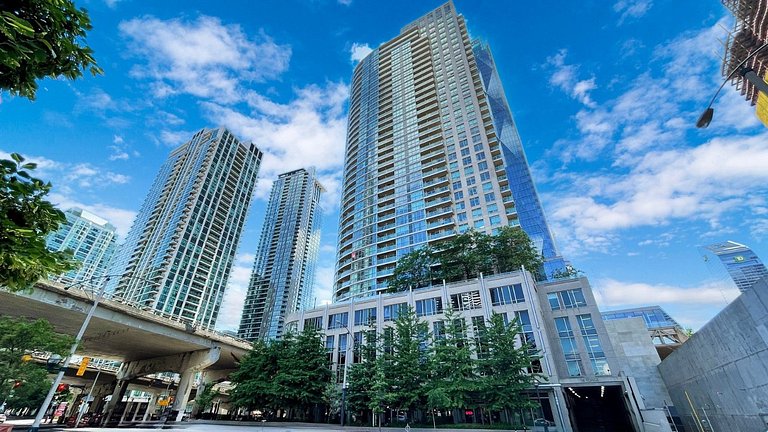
[56,383,69,393]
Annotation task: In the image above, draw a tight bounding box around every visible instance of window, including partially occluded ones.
[305,316,323,330]
[548,288,587,310]
[489,215,501,226]
[474,219,485,229]
[457,212,467,222]
[471,208,483,218]
[383,303,408,321]
[354,307,377,326]
[415,297,443,316]
[454,191,464,200]
[489,284,524,306]
[450,290,482,310]
[452,181,462,190]
[470,197,480,207]
[484,192,495,202]
[577,314,609,375]
[328,312,349,329]
[555,317,582,377]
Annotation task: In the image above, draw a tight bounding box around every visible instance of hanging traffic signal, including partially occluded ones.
[56,383,69,393]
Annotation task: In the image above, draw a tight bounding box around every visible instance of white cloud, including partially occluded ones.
[613,0,653,24]
[594,277,740,329]
[551,133,768,252]
[544,19,768,253]
[119,15,291,103]
[546,50,597,108]
[350,43,373,62]
[201,82,349,209]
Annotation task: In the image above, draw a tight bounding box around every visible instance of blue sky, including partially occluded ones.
[3,0,767,331]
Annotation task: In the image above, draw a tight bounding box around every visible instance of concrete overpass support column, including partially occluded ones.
[167,347,222,422]
[143,391,159,422]
[190,369,231,418]
[101,378,130,426]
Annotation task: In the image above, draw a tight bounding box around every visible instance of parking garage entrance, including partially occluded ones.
[565,385,636,432]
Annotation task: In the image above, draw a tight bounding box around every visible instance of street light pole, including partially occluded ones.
[28,278,110,432]
[696,40,768,128]
[339,325,354,427]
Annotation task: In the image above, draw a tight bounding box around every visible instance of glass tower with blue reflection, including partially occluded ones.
[238,168,324,340]
[45,208,117,290]
[334,2,565,301]
[108,128,263,330]
[703,240,768,292]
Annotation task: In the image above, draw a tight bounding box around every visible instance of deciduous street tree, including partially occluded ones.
[0,153,75,291]
[0,316,74,409]
[1,0,102,100]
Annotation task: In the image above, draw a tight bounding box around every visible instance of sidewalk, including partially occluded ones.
[185,420,530,432]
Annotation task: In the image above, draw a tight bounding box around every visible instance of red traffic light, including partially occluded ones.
[56,383,69,392]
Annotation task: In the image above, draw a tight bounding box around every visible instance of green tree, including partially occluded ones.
[229,338,279,414]
[477,313,540,419]
[273,327,332,419]
[1,153,75,291]
[434,231,493,282]
[0,316,74,407]
[388,306,430,421]
[427,308,476,423]
[193,382,218,416]
[1,0,102,100]
[346,328,378,423]
[490,226,543,275]
[388,246,436,292]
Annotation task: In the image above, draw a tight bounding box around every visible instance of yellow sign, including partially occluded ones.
[76,357,90,376]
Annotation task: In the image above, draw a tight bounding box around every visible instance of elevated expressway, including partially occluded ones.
[0,281,252,422]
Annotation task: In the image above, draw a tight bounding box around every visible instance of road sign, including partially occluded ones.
[76,357,91,376]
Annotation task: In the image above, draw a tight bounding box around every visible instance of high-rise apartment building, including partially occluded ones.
[45,208,117,290]
[703,240,768,292]
[109,128,262,330]
[334,1,565,301]
[238,168,324,340]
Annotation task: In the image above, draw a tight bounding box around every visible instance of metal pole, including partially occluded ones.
[74,363,102,428]
[28,281,108,432]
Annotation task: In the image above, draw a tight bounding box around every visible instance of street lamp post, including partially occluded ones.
[696,41,768,128]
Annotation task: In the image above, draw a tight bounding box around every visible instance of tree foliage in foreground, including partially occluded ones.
[344,307,540,425]
[0,153,75,291]
[0,316,74,408]
[1,0,103,100]
[230,327,331,420]
[388,227,543,292]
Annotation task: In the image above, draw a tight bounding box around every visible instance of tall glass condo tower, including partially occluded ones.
[238,168,324,340]
[45,208,117,290]
[334,1,565,301]
[109,128,262,330]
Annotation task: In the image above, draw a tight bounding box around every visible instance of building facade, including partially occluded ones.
[108,128,262,330]
[287,271,672,432]
[238,168,324,341]
[702,240,768,292]
[334,2,565,301]
[45,207,118,290]
[721,0,768,119]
